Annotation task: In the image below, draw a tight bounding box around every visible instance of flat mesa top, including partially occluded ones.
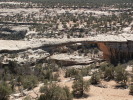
[0,33,133,51]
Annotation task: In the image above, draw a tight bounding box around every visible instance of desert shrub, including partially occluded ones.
[65,68,79,78]
[39,83,73,100]
[34,63,59,82]
[93,48,99,54]
[114,65,128,85]
[0,82,12,100]
[43,69,53,80]
[80,67,91,76]
[63,86,73,100]
[7,61,32,75]
[90,72,100,85]
[103,65,115,81]
[72,75,90,98]
[22,75,38,90]
[100,63,110,72]
[129,85,133,95]
[52,73,60,81]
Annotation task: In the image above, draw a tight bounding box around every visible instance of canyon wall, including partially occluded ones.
[0,34,133,65]
[98,41,133,64]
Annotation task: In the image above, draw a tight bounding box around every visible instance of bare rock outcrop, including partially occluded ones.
[0,33,133,64]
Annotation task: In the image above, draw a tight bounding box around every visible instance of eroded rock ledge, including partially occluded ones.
[1,33,133,64]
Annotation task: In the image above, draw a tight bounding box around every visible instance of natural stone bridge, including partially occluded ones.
[0,33,133,64]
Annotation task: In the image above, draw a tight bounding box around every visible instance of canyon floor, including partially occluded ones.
[59,70,133,100]
[17,78,133,100]
[74,81,133,100]
[14,69,133,100]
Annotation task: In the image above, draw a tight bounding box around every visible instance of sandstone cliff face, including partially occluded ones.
[0,34,133,65]
[98,41,133,64]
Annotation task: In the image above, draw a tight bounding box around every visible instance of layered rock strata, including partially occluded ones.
[0,33,133,64]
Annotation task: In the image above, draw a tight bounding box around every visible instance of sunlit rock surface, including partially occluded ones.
[0,33,133,64]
